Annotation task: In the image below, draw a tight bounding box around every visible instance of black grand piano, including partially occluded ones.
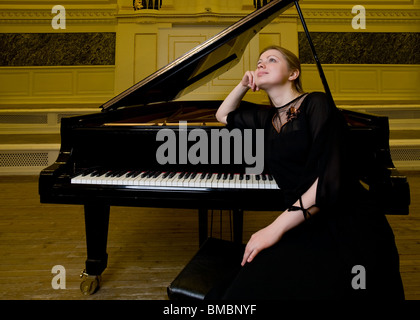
[39,0,410,295]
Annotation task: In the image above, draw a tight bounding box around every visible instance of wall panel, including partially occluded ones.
[0,66,115,105]
[302,64,420,103]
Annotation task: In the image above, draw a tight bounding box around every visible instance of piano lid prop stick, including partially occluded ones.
[294,0,336,108]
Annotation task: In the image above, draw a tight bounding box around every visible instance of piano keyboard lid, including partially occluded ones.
[101,0,295,112]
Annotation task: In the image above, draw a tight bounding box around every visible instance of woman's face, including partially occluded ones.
[255,49,291,90]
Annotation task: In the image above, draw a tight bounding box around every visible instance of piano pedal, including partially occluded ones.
[80,269,101,295]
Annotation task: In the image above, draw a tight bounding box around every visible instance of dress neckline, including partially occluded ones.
[275,93,307,110]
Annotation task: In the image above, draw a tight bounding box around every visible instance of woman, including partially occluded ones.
[214,46,404,299]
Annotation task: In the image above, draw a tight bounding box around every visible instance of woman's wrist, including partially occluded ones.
[238,81,250,92]
[269,217,288,239]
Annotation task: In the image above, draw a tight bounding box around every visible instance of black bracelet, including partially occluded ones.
[288,197,311,220]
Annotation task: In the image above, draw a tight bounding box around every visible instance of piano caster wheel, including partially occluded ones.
[80,270,101,295]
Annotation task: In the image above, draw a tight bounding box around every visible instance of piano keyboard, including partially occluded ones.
[71,170,280,190]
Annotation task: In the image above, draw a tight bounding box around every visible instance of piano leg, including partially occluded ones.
[198,208,244,246]
[80,204,110,295]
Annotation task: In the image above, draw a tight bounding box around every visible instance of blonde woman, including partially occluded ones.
[214,46,404,300]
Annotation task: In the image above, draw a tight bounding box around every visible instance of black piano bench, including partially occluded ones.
[167,237,245,300]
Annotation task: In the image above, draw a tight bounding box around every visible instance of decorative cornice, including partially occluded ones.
[0,7,419,25]
[300,8,420,21]
[117,12,249,25]
[0,8,118,25]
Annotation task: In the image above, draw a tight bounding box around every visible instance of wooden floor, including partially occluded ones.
[0,173,419,300]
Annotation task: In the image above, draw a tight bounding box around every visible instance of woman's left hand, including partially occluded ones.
[241,223,283,266]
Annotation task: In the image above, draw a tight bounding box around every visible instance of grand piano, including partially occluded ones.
[39,0,410,295]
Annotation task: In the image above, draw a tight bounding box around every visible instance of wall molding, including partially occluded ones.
[1,4,419,26]
[301,8,420,21]
[0,8,118,25]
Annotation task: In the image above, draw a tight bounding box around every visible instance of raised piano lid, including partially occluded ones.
[101,0,295,111]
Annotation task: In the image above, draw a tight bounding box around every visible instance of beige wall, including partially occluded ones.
[0,0,419,108]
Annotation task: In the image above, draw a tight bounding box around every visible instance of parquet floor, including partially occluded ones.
[0,173,419,300]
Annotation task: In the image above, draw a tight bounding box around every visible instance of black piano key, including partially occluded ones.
[116,171,127,177]
[81,170,93,177]
[110,170,122,177]
[125,171,133,178]
[85,170,96,177]
[96,169,109,177]
[95,170,108,177]
[104,171,113,177]
[89,170,98,177]
[131,171,142,178]
[148,171,157,177]
[127,170,140,178]
[107,170,117,177]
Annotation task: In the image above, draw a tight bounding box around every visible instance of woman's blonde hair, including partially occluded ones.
[259,45,304,93]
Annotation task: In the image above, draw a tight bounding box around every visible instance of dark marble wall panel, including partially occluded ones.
[299,32,420,65]
[0,33,116,66]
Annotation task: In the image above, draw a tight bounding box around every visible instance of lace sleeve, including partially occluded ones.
[226,103,270,130]
[293,92,349,212]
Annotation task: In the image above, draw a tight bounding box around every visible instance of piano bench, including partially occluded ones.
[167,237,245,300]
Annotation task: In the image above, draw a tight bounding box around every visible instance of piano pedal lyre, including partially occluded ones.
[80,269,101,295]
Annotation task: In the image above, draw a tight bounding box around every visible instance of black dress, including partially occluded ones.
[220,92,404,300]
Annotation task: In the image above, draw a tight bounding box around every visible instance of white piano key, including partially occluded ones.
[93,172,109,185]
[173,172,185,187]
[217,174,225,188]
[189,173,200,188]
[165,173,177,187]
[249,175,259,189]
[71,174,83,184]
[83,173,96,184]
[155,172,167,186]
[210,173,219,188]
[133,171,145,185]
